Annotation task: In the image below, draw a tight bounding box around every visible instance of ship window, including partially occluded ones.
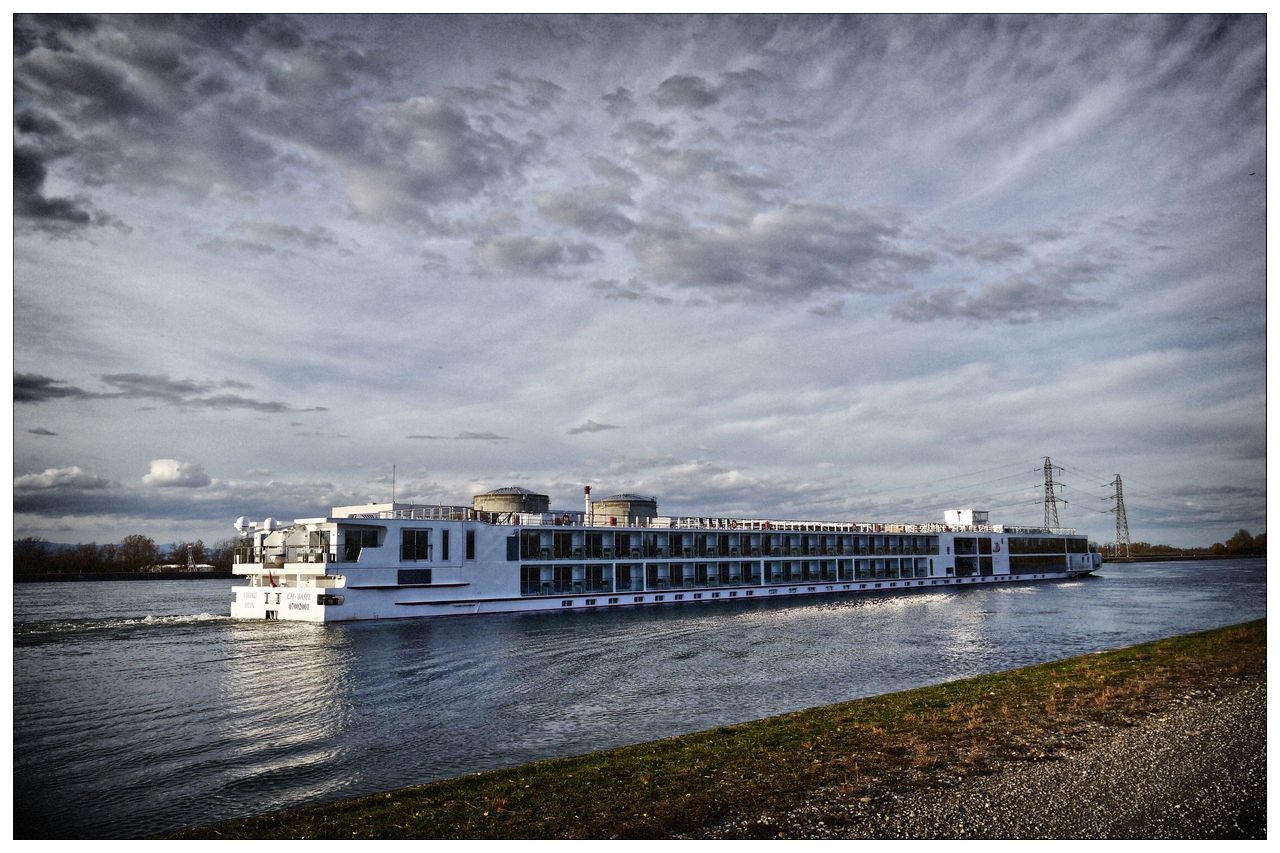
[520,565,542,595]
[401,529,432,561]
[398,568,432,585]
[466,530,476,560]
[1009,537,1065,555]
[343,527,381,562]
[441,530,449,561]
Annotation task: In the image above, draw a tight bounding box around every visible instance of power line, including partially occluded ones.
[853,460,1040,499]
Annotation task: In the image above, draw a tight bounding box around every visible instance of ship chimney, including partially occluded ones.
[584,486,592,525]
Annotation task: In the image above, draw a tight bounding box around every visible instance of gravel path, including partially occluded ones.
[768,674,1266,839]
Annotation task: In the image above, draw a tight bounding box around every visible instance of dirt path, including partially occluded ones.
[765,673,1265,839]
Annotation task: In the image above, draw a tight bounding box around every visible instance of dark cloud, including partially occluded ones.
[199,217,342,255]
[14,373,92,402]
[14,371,322,412]
[631,146,720,182]
[27,427,59,436]
[949,236,1030,263]
[13,465,369,524]
[474,235,601,275]
[12,15,538,229]
[652,69,766,111]
[601,86,634,117]
[535,185,635,237]
[698,170,779,205]
[568,419,621,434]
[891,276,1111,324]
[614,120,674,145]
[13,146,101,229]
[653,74,721,109]
[587,278,672,305]
[441,70,565,114]
[407,432,510,441]
[587,155,638,185]
[630,201,935,300]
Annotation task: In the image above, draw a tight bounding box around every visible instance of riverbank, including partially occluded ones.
[170,619,1265,840]
[14,571,235,583]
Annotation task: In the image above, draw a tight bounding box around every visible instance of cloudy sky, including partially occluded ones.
[12,14,1266,549]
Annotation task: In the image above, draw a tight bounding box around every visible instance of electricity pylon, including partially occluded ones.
[1107,474,1131,558]
[1042,457,1067,529]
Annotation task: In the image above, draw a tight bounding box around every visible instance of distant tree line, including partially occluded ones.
[1113,529,1266,557]
[1210,529,1266,556]
[13,535,241,575]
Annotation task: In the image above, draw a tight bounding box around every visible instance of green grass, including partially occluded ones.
[171,619,1265,839]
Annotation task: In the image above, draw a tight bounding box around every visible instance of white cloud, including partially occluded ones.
[14,466,112,490]
[142,459,212,488]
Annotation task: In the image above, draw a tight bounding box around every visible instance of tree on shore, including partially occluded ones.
[13,534,240,574]
[1212,529,1266,556]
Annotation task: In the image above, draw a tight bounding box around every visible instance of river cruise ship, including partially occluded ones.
[230,487,1101,621]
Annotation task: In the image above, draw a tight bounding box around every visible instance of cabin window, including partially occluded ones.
[521,530,543,559]
[401,529,432,561]
[616,564,637,591]
[553,565,574,594]
[466,530,476,560]
[343,527,381,562]
[1009,537,1065,555]
[583,564,609,593]
[520,564,545,595]
[441,530,449,561]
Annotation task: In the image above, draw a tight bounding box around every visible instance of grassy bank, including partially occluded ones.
[172,619,1265,840]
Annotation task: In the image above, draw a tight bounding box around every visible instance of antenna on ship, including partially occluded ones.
[392,465,396,503]
[1042,457,1067,529]
[1107,474,1131,558]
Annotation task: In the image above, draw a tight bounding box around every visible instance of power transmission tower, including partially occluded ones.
[1042,457,1067,529]
[1107,474,1131,558]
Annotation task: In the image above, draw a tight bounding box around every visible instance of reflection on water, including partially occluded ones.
[213,621,357,813]
[13,560,1266,838]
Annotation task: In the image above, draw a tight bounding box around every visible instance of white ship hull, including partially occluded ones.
[231,569,1097,623]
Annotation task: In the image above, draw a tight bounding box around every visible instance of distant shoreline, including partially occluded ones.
[1102,554,1256,563]
[14,571,236,583]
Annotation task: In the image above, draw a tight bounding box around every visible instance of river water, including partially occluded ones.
[12,558,1266,838]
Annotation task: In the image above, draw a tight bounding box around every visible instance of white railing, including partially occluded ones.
[321,502,1075,536]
